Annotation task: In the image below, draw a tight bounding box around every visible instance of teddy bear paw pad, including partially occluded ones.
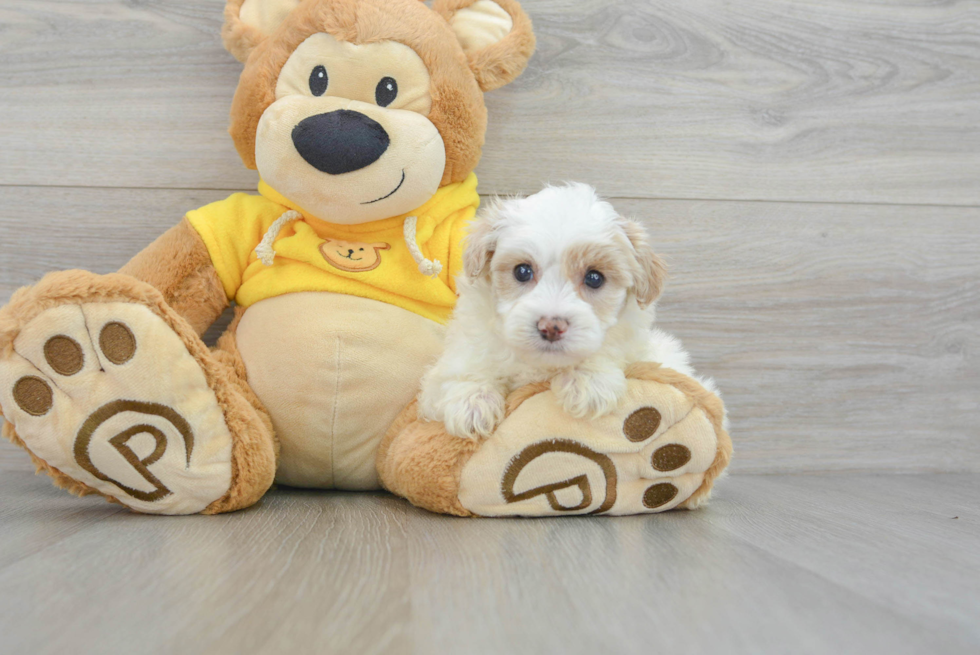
[456,377,720,516]
[0,302,233,514]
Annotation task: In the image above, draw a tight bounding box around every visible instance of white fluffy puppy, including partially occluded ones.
[418,182,701,439]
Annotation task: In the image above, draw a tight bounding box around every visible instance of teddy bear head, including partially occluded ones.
[222,0,535,225]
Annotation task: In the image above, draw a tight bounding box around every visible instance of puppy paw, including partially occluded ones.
[441,385,506,440]
[551,367,627,419]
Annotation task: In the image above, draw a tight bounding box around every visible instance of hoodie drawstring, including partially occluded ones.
[256,210,442,279]
[255,210,302,266]
[403,215,442,278]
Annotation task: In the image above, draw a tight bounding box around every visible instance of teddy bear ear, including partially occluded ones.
[433,0,536,92]
[222,0,303,62]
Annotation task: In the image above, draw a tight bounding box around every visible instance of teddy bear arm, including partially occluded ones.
[118,218,229,336]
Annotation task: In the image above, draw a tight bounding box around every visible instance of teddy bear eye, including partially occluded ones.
[309,65,328,96]
[375,77,398,107]
[584,270,605,289]
[513,264,534,283]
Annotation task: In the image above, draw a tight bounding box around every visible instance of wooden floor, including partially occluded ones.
[1,0,979,652]
[0,461,977,654]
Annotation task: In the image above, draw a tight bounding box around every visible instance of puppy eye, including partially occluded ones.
[359,248,364,251]
[584,270,605,289]
[376,77,398,107]
[513,264,534,283]
[309,65,328,96]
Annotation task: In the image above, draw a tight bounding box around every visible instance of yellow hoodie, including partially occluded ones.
[186,173,479,324]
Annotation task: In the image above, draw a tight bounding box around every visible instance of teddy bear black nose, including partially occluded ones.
[291,110,390,175]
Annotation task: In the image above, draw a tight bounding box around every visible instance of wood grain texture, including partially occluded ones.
[0,437,31,473]
[0,465,126,570]
[714,474,980,642]
[1,186,977,474]
[625,196,980,474]
[0,186,231,300]
[0,0,978,203]
[0,472,977,654]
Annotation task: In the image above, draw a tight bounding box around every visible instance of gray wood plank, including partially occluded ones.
[0,472,977,654]
[1,0,978,204]
[0,436,30,473]
[1,186,977,474]
[0,476,413,655]
[398,501,969,655]
[0,185,232,299]
[0,468,126,570]
[708,474,980,645]
[622,196,980,475]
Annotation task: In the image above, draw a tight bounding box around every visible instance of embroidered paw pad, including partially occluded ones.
[0,302,233,514]
[457,377,721,516]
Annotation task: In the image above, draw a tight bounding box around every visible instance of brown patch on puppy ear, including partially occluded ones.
[619,218,667,308]
[222,0,302,62]
[434,0,535,92]
[462,202,502,280]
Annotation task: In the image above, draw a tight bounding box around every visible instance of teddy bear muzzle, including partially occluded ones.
[291,109,390,175]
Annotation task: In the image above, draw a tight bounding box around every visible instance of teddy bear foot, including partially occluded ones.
[0,271,277,515]
[378,363,732,517]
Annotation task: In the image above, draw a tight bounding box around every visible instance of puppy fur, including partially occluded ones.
[419,182,715,439]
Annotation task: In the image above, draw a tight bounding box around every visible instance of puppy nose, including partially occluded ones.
[291,109,390,175]
[348,249,354,255]
[537,317,569,342]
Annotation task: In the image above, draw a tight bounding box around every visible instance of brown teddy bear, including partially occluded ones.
[0,0,730,516]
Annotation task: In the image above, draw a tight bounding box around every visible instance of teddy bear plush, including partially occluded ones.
[0,0,731,516]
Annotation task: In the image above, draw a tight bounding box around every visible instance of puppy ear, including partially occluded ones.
[373,243,391,251]
[619,218,668,309]
[463,202,502,280]
[433,0,536,91]
[222,0,302,62]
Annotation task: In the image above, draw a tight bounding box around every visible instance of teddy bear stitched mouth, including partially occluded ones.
[362,170,406,204]
[337,249,362,261]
